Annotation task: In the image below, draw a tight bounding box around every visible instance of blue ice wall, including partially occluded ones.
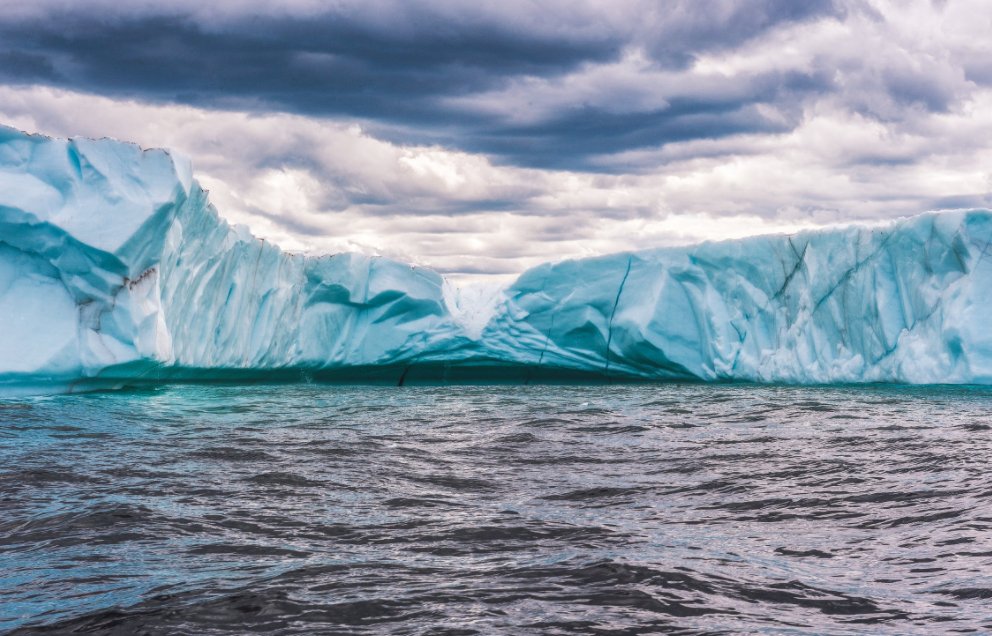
[2,125,991,393]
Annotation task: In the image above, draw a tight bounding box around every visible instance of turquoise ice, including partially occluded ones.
[2,126,991,394]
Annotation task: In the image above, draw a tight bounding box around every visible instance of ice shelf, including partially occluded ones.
[3,126,991,394]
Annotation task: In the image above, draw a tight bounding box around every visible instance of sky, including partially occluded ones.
[1,0,991,283]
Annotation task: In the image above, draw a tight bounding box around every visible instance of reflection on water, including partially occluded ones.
[2,383,992,634]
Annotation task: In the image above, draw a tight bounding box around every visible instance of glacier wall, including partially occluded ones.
[2,125,992,393]
[486,215,992,384]
[0,127,471,394]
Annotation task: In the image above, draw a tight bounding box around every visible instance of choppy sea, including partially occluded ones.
[2,383,992,634]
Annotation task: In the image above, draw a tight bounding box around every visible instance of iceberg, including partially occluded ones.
[2,125,992,394]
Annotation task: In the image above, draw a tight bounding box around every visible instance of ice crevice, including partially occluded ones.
[604,255,633,379]
[773,238,807,302]
[3,126,992,394]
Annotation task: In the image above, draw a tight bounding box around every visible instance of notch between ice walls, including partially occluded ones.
[2,125,992,395]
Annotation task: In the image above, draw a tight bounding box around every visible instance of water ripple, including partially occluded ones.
[2,383,992,634]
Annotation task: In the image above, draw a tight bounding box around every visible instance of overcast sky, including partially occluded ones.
[2,0,991,282]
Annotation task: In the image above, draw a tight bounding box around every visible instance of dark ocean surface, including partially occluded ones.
[2,383,992,634]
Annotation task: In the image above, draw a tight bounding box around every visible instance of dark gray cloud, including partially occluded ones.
[0,0,845,169]
[467,69,834,170]
[0,50,57,81]
[639,0,843,67]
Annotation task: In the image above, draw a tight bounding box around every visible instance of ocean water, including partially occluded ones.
[2,383,992,635]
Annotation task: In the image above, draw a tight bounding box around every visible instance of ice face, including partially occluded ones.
[0,126,470,394]
[2,125,991,394]
[490,215,992,384]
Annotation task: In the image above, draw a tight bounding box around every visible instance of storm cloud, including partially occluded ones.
[0,0,846,167]
[1,0,990,280]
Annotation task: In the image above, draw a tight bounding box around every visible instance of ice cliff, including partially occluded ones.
[2,126,992,394]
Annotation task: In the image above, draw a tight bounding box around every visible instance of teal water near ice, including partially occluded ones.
[2,383,992,634]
